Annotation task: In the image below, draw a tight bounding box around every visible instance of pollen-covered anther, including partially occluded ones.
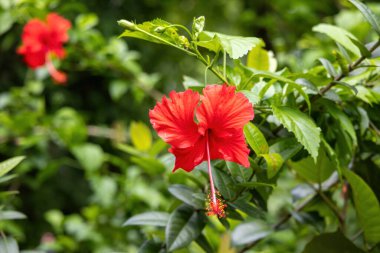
[206,191,227,218]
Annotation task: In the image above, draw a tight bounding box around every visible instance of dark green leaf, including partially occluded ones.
[165,205,205,251]
[244,122,269,155]
[123,212,170,227]
[302,231,365,253]
[195,234,214,253]
[226,161,253,183]
[138,240,163,253]
[344,170,380,244]
[213,167,235,200]
[0,156,25,178]
[269,137,303,161]
[237,182,275,189]
[272,106,321,161]
[168,185,204,209]
[231,220,271,246]
[348,0,380,35]
[349,37,371,57]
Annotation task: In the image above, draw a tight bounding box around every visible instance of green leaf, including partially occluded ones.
[118,19,191,50]
[272,106,321,161]
[348,0,380,35]
[168,184,204,209]
[246,69,311,111]
[183,75,204,90]
[244,122,269,155]
[165,205,205,251]
[53,108,87,146]
[344,170,380,244]
[269,137,303,161]
[123,211,170,227]
[289,144,335,183]
[226,161,253,183]
[247,46,269,71]
[130,121,152,151]
[0,12,13,35]
[237,182,275,189]
[332,81,358,95]
[0,156,25,177]
[71,143,104,171]
[75,13,99,31]
[302,231,365,253]
[192,16,205,39]
[258,153,284,179]
[313,23,361,56]
[0,211,26,220]
[231,220,271,246]
[198,31,264,59]
[318,58,338,78]
[138,240,163,253]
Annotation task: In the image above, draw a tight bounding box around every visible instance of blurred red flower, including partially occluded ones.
[150,84,254,217]
[17,13,71,84]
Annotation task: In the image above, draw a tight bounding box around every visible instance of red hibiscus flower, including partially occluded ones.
[150,84,254,217]
[17,13,71,85]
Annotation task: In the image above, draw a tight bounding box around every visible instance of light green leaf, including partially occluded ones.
[192,16,205,39]
[272,106,321,161]
[71,143,104,171]
[198,31,264,59]
[313,23,361,56]
[245,69,311,112]
[259,153,284,179]
[318,58,338,78]
[240,90,260,105]
[244,122,269,155]
[0,12,14,35]
[130,121,152,151]
[348,0,380,35]
[0,237,19,253]
[168,184,204,209]
[183,75,204,91]
[302,231,365,253]
[123,211,170,227]
[231,220,271,246]
[247,46,269,71]
[0,156,25,178]
[344,170,380,244]
[165,205,205,251]
[0,211,26,220]
[75,13,99,30]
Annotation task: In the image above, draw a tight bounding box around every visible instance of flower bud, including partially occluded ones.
[117,20,136,30]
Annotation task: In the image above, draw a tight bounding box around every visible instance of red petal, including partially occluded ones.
[46,13,71,43]
[149,90,201,149]
[170,136,206,172]
[196,84,254,135]
[209,129,250,167]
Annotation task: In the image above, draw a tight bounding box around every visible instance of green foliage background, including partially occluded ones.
[1,0,380,252]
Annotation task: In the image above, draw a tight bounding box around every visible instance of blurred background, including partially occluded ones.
[0,0,379,252]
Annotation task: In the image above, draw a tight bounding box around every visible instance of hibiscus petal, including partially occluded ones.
[196,84,254,135]
[149,90,201,149]
[209,129,250,168]
[46,13,71,43]
[170,136,206,172]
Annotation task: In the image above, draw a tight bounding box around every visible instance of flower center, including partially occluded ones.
[205,130,226,218]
